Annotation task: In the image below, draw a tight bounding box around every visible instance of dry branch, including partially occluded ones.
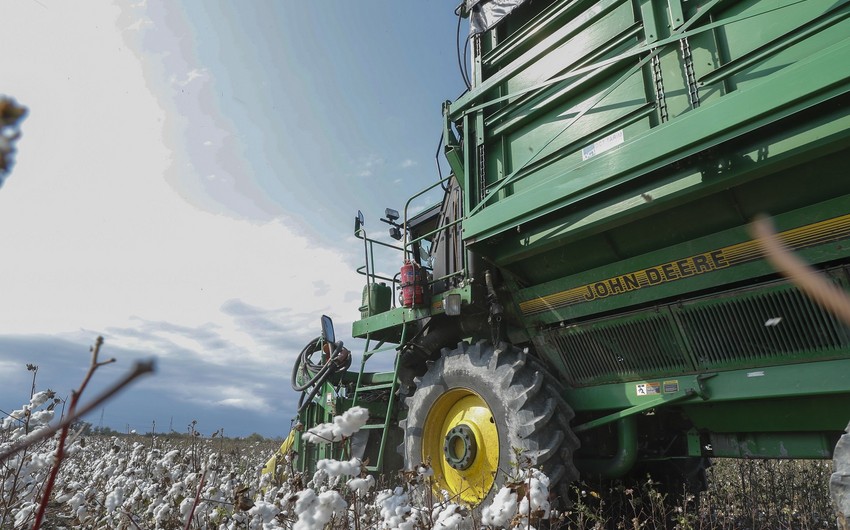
[749,215,850,326]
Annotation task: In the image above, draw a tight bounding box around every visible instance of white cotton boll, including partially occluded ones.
[293,488,341,530]
[302,424,335,444]
[56,491,73,503]
[334,406,369,437]
[249,500,280,523]
[30,409,54,425]
[346,475,375,494]
[302,407,369,444]
[153,502,171,524]
[105,486,124,513]
[310,469,328,489]
[481,486,518,526]
[14,503,35,527]
[417,465,434,477]
[2,407,27,430]
[398,517,419,530]
[30,391,52,408]
[179,496,193,518]
[376,487,413,528]
[317,457,361,477]
[29,451,55,471]
[433,504,466,530]
[67,490,85,512]
[517,469,551,519]
[294,489,318,516]
[317,490,347,516]
[168,480,186,497]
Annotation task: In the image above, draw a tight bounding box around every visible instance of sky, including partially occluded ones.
[0,1,467,437]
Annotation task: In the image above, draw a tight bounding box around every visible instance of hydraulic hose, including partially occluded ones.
[291,337,328,392]
[291,337,351,414]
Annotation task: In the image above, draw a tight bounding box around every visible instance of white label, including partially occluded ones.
[582,130,625,161]
[636,382,660,395]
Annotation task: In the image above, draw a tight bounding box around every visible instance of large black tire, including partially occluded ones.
[401,340,580,507]
[832,422,850,529]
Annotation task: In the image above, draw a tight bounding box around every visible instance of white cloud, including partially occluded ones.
[0,1,362,367]
[175,68,207,87]
[400,159,416,169]
[353,154,385,178]
[192,385,273,413]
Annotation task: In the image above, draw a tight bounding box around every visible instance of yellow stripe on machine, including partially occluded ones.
[520,212,850,316]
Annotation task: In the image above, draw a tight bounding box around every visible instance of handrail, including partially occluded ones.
[402,175,453,260]
[355,226,405,313]
[355,173,466,316]
[355,266,396,284]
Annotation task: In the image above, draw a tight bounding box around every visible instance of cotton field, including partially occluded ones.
[2,390,839,529]
[1,397,551,530]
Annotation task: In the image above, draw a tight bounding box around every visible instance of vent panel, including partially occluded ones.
[544,272,850,385]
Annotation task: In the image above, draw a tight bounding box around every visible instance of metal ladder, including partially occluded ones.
[350,323,408,472]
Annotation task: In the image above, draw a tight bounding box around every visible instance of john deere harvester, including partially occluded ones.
[286,0,850,515]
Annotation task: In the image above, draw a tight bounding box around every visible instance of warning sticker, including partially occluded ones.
[636,382,661,396]
[663,380,680,393]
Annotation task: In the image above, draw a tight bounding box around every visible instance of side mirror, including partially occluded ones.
[354,210,365,234]
[321,315,335,344]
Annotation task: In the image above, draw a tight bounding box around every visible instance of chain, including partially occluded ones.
[478,143,487,203]
[680,37,700,109]
[651,51,669,123]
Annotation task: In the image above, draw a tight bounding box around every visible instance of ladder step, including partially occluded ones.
[364,346,399,359]
[359,424,391,430]
[358,382,396,391]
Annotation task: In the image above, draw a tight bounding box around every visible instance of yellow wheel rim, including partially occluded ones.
[422,388,499,504]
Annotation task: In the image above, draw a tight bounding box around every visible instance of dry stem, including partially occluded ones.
[0,336,154,530]
[29,337,150,530]
[184,465,208,530]
[749,215,850,326]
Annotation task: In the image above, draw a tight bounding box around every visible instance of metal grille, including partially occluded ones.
[549,310,690,385]
[545,274,850,385]
[677,283,850,369]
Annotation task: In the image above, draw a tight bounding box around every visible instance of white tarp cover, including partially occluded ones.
[466,0,528,34]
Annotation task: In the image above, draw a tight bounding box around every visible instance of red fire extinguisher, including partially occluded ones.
[400,260,426,308]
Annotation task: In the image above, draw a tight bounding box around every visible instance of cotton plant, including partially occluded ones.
[481,468,552,530]
[0,388,63,530]
[301,406,370,444]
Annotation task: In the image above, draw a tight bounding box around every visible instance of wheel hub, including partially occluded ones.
[443,424,477,470]
[421,388,499,504]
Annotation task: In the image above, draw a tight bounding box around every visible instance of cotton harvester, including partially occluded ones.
[278,0,850,517]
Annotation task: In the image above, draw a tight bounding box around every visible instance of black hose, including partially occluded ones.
[456,10,471,89]
[436,132,448,192]
[291,337,351,414]
[291,337,325,392]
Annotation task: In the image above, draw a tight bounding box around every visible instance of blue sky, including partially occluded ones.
[0,1,467,437]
